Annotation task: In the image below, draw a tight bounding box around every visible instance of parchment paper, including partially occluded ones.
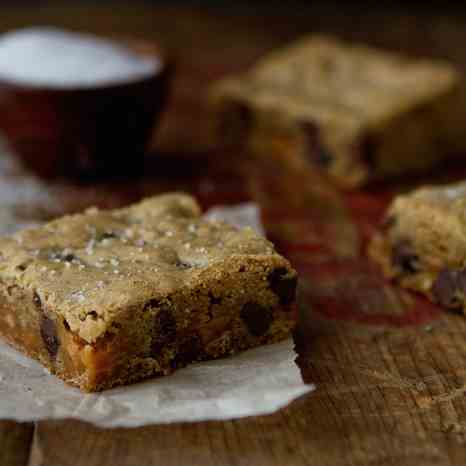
[0,179,313,427]
[0,338,311,427]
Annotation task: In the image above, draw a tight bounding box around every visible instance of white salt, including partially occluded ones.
[70,290,86,303]
[0,27,161,88]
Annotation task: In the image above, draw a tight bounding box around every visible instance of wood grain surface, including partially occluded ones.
[2,2,466,465]
[0,422,33,466]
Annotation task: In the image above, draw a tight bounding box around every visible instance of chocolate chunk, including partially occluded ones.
[360,134,377,170]
[87,310,98,320]
[151,307,177,354]
[316,151,332,167]
[144,298,161,310]
[40,315,60,359]
[432,268,466,308]
[392,240,420,274]
[209,292,222,305]
[34,291,60,358]
[240,302,273,336]
[301,122,333,167]
[268,268,297,305]
[172,335,202,368]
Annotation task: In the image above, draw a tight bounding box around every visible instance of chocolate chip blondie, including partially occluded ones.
[209,35,466,188]
[0,193,297,391]
[369,181,466,312]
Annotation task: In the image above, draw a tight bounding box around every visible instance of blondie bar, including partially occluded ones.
[0,193,297,391]
[209,36,466,187]
[370,181,466,312]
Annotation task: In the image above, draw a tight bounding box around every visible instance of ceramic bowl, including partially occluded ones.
[0,38,172,178]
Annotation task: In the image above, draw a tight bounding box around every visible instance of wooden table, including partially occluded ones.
[3,2,466,465]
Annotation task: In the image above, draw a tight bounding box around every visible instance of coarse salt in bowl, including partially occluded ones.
[0,28,162,89]
[0,27,171,178]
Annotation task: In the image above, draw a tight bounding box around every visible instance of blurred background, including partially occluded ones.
[5,2,465,138]
[0,0,465,228]
[1,0,466,157]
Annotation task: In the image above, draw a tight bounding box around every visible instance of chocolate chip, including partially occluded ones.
[432,268,466,309]
[87,311,98,320]
[209,292,222,305]
[240,302,273,336]
[268,268,297,305]
[360,134,378,170]
[40,315,60,359]
[301,122,333,167]
[33,291,59,359]
[151,308,177,354]
[144,298,161,310]
[171,335,202,368]
[392,240,420,274]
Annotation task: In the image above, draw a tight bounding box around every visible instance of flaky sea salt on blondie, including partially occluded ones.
[0,193,297,391]
[370,181,466,312]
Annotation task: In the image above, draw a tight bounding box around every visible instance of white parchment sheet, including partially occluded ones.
[0,178,314,427]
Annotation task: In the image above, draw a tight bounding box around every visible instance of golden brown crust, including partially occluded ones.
[209,35,466,187]
[369,181,466,311]
[0,193,297,391]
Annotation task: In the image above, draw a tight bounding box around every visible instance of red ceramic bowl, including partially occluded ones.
[0,38,172,179]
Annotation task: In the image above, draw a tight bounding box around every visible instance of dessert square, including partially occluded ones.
[370,181,466,311]
[0,193,297,391]
[209,35,466,187]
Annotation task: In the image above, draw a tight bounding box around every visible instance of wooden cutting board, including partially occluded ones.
[2,3,466,465]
